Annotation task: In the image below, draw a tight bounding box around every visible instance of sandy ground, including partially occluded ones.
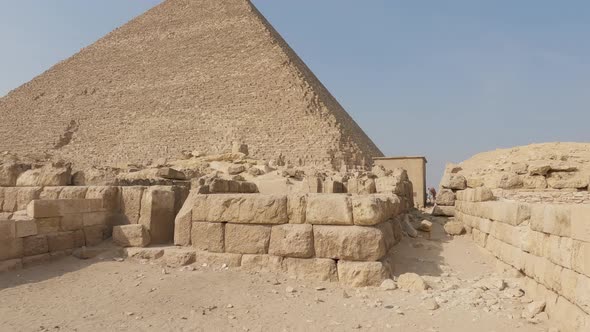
[0,217,559,332]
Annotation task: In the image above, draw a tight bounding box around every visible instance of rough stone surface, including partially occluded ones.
[338,260,390,287]
[225,224,271,254]
[240,254,284,274]
[163,249,196,267]
[46,232,75,252]
[0,0,383,170]
[444,221,466,235]
[112,225,150,247]
[313,225,386,261]
[119,187,145,224]
[268,224,314,258]
[191,222,225,253]
[283,257,338,282]
[306,194,353,225]
[23,235,49,256]
[436,189,456,206]
[397,273,429,292]
[432,205,456,217]
[194,251,242,268]
[138,186,176,244]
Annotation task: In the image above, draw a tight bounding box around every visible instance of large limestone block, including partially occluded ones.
[240,254,284,274]
[547,172,589,189]
[544,235,573,269]
[14,216,37,238]
[338,260,390,287]
[46,232,75,252]
[204,194,242,222]
[303,176,322,193]
[124,247,165,260]
[2,187,18,212]
[560,268,579,303]
[0,259,23,273]
[351,195,392,226]
[346,178,376,195]
[0,238,23,260]
[0,219,16,240]
[575,273,590,314]
[163,249,196,267]
[306,194,353,225]
[23,235,49,256]
[375,176,404,194]
[268,224,314,258]
[287,194,307,224]
[225,224,271,254]
[112,225,150,247]
[85,186,120,211]
[174,190,198,246]
[572,240,590,277]
[436,189,456,206]
[191,222,225,253]
[520,229,547,257]
[283,258,338,282]
[27,199,104,218]
[139,186,176,244]
[39,187,63,200]
[17,187,42,211]
[570,204,590,242]
[237,195,288,224]
[489,201,530,226]
[84,225,107,246]
[552,296,589,332]
[59,187,88,200]
[522,176,548,189]
[432,205,455,217]
[16,164,71,187]
[119,186,145,224]
[0,163,29,187]
[313,225,386,261]
[440,174,467,190]
[543,205,571,237]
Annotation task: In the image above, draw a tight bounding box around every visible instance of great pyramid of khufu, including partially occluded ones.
[0,0,383,170]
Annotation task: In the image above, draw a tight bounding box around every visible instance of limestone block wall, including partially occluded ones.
[173,193,406,286]
[492,189,590,205]
[0,198,110,271]
[0,185,187,272]
[455,188,590,331]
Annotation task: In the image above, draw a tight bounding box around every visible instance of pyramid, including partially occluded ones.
[0,0,383,169]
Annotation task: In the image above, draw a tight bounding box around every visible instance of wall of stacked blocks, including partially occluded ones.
[455,187,590,331]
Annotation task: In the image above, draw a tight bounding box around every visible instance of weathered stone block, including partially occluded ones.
[36,217,60,234]
[16,165,71,187]
[303,176,322,193]
[306,194,353,225]
[436,189,456,206]
[59,187,88,199]
[0,219,16,240]
[313,225,386,261]
[2,187,18,212]
[338,260,390,287]
[570,204,590,243]
[269,224,314,258]
[543,205,571,237]
[14,218,37,238]
[17,187,42,211]
[60,214,83,231]
[174,190,198,246]
[73,229,86,247]
[163,248,196,267]
[225,224,271,254]
[27,199,104,218]
[240,254,284,273]
[432,205,455,217]
[83,211,108,227]
[112,225,150,247]
[139,186,176,244]
[46,232,75,252]
[352,195,391,226]
[323,179,343,193]
[203,194,241,222]
[84,225,106,246]
[573,240,590,277]
[85,186,120,211]
[0,163,28,187]
[39,187,63,200]
[124,247,165,260]
[191,222,225,253]
[119,186,145,224]
[157,167,186,180]
[237,195,288,224]
[575,273,590,314]
[287,194,307,224]
[283,257,338,282]
[440,174,467,190]
[22,253,52,267]
[0,238,23,260]
[194,251,242,268]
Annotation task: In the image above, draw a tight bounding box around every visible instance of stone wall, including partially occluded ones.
[0,198,110,271]
[0,185,187,271]
[455,188,590,331]
[170,193,407,287]
[492,189,590,205]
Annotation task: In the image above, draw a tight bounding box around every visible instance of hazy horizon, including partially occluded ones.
[1,1,589,186]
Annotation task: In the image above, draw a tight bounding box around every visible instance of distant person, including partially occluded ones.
[429,187,437,203]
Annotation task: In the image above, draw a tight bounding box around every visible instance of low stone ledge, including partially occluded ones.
[337,260,390,287]
[313,225,386,261]
[283,257,338,282]
[268,224,314,258]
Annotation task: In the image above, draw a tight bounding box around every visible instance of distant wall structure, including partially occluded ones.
[374,157,427,208]
[0,0,382,170]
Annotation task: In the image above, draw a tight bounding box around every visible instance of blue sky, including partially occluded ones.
[1,1,589,186]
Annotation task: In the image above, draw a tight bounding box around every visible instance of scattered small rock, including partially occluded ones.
[380,279,397,291]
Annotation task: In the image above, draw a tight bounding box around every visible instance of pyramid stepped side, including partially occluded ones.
[0,0,383,169]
